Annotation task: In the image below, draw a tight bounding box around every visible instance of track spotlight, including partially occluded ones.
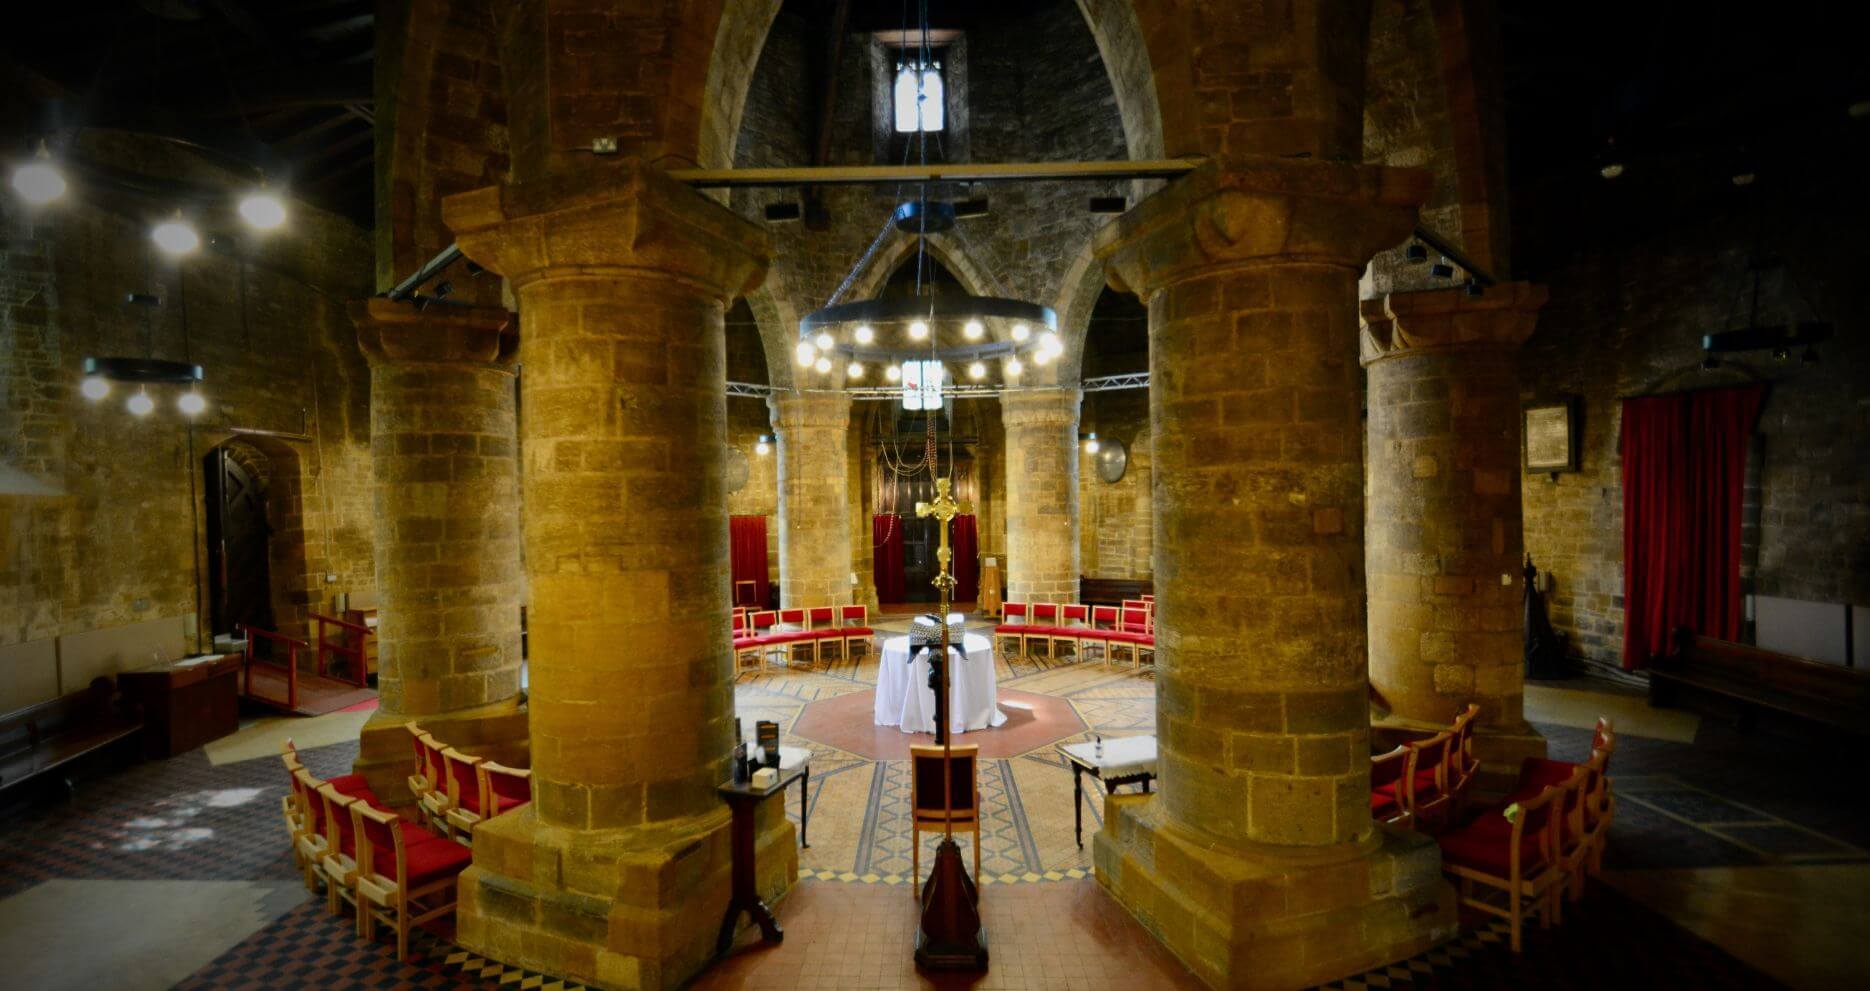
[1083,432,1100,454]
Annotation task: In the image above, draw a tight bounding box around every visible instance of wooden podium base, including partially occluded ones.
[914,838,989,970]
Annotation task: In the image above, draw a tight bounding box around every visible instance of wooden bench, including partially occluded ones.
[1650,630,1870,737]
[0,677,144,800]
[1080,577,1152,607]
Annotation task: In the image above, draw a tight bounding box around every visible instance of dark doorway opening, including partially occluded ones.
[204,447,274,639]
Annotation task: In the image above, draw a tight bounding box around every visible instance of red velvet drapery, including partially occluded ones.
[1619,384,1764,668]
[952,514,979,604]
[873,514,906,604]
[728,515,770,610]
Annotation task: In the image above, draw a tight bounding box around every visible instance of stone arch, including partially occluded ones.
[197,434,320,646]
[699,0,787,170]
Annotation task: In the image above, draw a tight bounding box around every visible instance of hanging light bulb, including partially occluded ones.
[1003,356,1022,377]
[237,186,289,230]
[885,363,902,383]
[963,319,984,340]
[80,375,111,400]
[1084,432,1100,454]
[813,356,832,374]
[126,387,155,416]
[795,340,816,366]
[1010,322,1030,342]
[847,361,864,379]
[853,324,875,344]
[967,361,986,380]
[1039,331,1062,354]
[152,211,200,256]
[908,319,929,341]
[1033,347,1054,366]
[755,434,772,456]
[814,331,835,351]
[177,389,207,416]
[10,140,67,205]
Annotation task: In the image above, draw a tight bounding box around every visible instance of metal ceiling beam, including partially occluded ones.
[667,159,1202,189]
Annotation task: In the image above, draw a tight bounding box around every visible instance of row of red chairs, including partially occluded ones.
[406,724,531,842]
[994,601,1156,668]
[280,741,471,961]
[1371,704,1482,829]
[732,605,874,673]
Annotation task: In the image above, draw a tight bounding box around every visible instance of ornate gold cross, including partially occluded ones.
[915,477,971,594]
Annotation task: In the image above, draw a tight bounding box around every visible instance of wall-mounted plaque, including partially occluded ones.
[1095,438,1129,484]
[1524,399,1579,473]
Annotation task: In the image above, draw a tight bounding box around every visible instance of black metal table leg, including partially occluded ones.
[799,764,810,848]
[1073,762,1084,848]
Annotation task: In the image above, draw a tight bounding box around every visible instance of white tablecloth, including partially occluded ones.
[873,632,1005,734]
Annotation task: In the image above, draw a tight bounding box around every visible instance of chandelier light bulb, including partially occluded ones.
[967,361,986,380]
[1004,357,1022,377]
[1039,331,1062,353]
[814,331,835,351]
[885,364,902,383]
[152,212,200,256]
[853,324,875,344]
[80,375,111,400]
[1010,322,1030,342]
[847,361,864,379]
[795,340,816,366]
[813,356,832,374]
[963,319,984,340]
[1084,433,1101,454]
[908,319,929,341]
[11,142,66,205]
[238,189,288,230]
[177,390,207,416]
[1033,347,1054,366]
[126,388,155,416]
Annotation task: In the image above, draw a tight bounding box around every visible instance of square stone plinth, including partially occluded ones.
[458,802,797,991]
[1094,794,1454,990]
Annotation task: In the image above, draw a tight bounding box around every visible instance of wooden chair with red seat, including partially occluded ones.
[476,760,532,820]
[1052,604,1090,660]
[1370,744,1415,828]
[280,756,317,888]
[993,602,1030,657]
[281,738,379,804]
[1403,731,1455,830]
[838,605,875,662]
[315,783,368,921]
[1027,603,1061,658]
[732,611,766,674]
[1437,768,1579,952]
[1448,703,1482,813]
[439,747,486,842]
[353,801,474,961]
[1081,605,1121,667]
[403,723,441,810]
[776,607,815,668]
[806,606,842,665]
[1554,751,1608,910]
[1109,606,1155,669]
[411,732,453,830]
[909,743,982,886]
[1514,718,1615,799]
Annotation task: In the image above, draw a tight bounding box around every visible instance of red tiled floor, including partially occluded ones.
[699,878,1206,991]
[792,688,1086,760]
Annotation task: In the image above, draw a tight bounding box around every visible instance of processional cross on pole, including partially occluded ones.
[912,476,988,969]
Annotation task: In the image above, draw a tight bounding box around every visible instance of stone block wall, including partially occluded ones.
[1079,389,1153,581]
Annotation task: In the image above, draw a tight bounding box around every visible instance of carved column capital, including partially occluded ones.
[999,387,1083,428]
[1358,282,1549,366]
[1095,156,1431,300]
[766,392,853,433]
[351,298,517,370]
[441,159,770,301]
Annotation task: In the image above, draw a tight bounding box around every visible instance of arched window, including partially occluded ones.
[893,61,944,133]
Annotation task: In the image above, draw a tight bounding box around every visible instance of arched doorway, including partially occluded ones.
[203,444,274,639]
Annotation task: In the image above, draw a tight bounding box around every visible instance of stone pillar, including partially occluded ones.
[1093,158,1454,991]
[1360,284,1549,781]
[349,300,529,801]
[1001,388,1082,603]
[440,163,795,991]
[768,393,853,608]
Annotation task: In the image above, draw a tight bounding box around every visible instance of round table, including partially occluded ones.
[873,632,1006,734]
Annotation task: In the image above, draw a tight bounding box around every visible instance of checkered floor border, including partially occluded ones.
[1312,922,1511,990]
[797,865,1092,885]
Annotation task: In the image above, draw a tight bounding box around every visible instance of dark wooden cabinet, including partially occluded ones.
[117,653,243,758]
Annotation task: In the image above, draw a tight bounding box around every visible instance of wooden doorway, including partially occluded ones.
[204,447,274,638]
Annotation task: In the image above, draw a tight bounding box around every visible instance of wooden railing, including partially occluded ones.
[310,613,372,688]
[238,624,307,712]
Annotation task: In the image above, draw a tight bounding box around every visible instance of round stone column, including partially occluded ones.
[1095,158,1453,991]
[768,393,853,608]
[442,163,795,991]
[1361,284,1549,772]
[349,299,528,800]
[1001,388,1082,604]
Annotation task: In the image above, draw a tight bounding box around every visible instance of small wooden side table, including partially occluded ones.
[716,765,806,958]
[117,653,242,758]
[1057,735,1158,848]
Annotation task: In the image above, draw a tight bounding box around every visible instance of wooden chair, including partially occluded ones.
[1109,606,1155,669]
[777,607,813,667]
[732,611,765,674]
[1404,731,1455,829]
[476,760,533,819]
[1556,750,1609,908]
[910,744,982,886]
[404,723,437,806]
[281,760,321,890]
[1438,769,1578,951]
[806,606,841,664]
[1028,603,1061,658]
[993,603,1029,657]
[1081,605,1121,667]
[439,746,486,842]
[1052,604,1090,659]
[414,732,453,830]
[315,783,365,921]
[1370,744,1414,827]
[1448,703,1482,812]
[733,579,760,609]
[353,802,473,960]
[838,605,874,662]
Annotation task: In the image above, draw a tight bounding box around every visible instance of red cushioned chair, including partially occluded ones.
[1370,744,1415,827]
[281,757,320,890]
[354,801,473,960]
[409,731,452,830]
[476,760,532,819]
[776,607,815,667]
[733,610,767,674]
[994,603,1030,657]
[1081,605,1121,667]
[281,738,379,804]
[1448,703,1482,814]
[1027,603,1061,658]
[1109,606,1155,669]
[1052,604,1090,660]
[839,605,874,661]
[806,606,842,665]
[1438,769,1579,952]
[439,747,485,842]
[315,783,368,920]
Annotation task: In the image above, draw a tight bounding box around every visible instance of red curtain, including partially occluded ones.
[1620,385,1764,668]
[729,515,770,609]
[952,514,979,604]
[873,514,906,604]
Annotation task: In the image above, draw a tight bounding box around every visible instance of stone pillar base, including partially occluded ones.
[458,805,797,991]
[1370,713,1547,800]
[1093,795,1454,991]
[352,698,529,805]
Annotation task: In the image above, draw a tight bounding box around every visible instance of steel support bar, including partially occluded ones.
[666,159,1202,190]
